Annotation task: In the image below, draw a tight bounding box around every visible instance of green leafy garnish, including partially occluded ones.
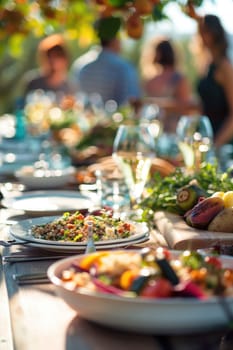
[140,163,233,222]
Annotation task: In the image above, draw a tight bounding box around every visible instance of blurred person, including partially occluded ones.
[70,18,141,107]
[141,38,194,133]
[196,14,233,148]
[22,34,74,104]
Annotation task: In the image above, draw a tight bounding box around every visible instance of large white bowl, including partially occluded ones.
[47,251,233,334]
[15,166,75,189]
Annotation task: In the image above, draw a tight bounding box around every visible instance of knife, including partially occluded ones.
[3,254,68,263]
[13,272,50,285]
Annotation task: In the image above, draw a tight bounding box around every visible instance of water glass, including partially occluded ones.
[95,169,130,213]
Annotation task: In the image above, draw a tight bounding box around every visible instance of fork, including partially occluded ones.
[85,221,96,254]
[13,272,50,285]
[3,254,68,263]
[0,239,28,247]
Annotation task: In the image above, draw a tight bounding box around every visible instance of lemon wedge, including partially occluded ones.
[223,191,233,208]
[211,191,225,199]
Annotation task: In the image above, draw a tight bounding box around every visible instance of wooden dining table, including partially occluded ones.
[0,181,232,350]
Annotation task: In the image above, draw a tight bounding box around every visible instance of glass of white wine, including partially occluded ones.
[112,123,156,216]
[176,115,214,174]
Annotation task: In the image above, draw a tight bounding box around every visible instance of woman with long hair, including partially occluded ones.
[197,14,233,148]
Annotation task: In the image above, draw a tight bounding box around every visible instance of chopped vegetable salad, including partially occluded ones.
[31,210,135,243]
[60,248,233,299]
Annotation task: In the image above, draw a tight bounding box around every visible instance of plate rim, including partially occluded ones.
[9,215,149,248]
[10,235,149,252]
[14,166,75,182]
[2,190,96,214]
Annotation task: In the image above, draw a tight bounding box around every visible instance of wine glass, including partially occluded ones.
[112,123,156,216]
[176,115,214,174]
[140,103,163,150]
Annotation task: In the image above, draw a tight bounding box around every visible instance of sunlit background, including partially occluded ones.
[1,0,233,115]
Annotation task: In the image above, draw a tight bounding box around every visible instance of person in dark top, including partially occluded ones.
[196,14,233,148]
[22,34,74,103]
[197,63,229,136]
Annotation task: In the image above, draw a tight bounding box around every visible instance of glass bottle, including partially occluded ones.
[14,98,27,140]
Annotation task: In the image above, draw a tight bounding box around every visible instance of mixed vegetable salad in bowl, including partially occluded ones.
[48,247,233,333]
[50,248,233,299]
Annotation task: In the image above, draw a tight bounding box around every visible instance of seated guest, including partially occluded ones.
[22,34,74,103]
[141,38,194,133]
[70,18,141,107]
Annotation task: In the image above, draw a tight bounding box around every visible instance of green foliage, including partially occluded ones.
[0,0,208,114]
[8,34,25,57]
[0,0,208,58]
[192,0,206,6]
[75,123,118,150]
[108,0,128,7]
[49,110,78,130]
[152,0,170,21]
[140,163,233,221]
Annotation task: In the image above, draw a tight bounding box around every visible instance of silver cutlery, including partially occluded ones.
[0,219,17,225]
[85,220,96,254]
[13,273,50,285]
[79,183,97,191]
[3,254,69,263]
[0,239,28,247]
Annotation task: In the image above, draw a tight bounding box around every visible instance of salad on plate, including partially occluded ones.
[31,209,136,243]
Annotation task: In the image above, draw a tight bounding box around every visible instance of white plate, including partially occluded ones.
[47,252,233,334]
[0,163,29,176]
[9,216,149,252]
[198,247,233,262]
[0,157,38,175]
[0,138,40,175]
[8,235,149,253]
[0,138,40,153]
[15,166,75,189]
[2,190,96,216]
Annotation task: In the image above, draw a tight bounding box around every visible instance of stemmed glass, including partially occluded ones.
[112,123,156,216]
[176,115,214,174]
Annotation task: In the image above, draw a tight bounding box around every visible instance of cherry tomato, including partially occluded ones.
[204,256,222,269]
[140,278,173,298]
[155,247,171,260]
